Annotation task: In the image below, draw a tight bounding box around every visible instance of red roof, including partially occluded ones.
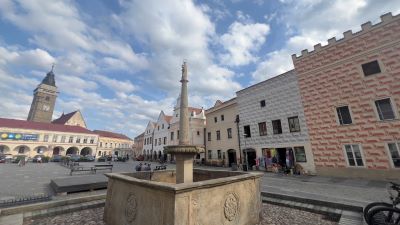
[52,111,77,124]
[93,130,132,141]
[0,117,95,134]
[188,107,203,115]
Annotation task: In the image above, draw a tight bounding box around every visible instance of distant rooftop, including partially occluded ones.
[93,130,132,141]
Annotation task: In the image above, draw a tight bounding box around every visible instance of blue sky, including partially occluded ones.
[0,0,399,138]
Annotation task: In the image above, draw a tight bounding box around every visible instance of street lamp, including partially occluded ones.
[243,133,249,171]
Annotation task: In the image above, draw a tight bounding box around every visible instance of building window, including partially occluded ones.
[162,124,164,129]
[45,96,50,101]
[336,106,352,125]
[214,117,217,123]
[76,137,81,143]
[258,122,267,136]
[197,131,200,135]
[217,150,221,159]
[177,131,179,140]
[43,135,49,142]
[18,146,25,154]
[260,100,266,107]
[171,132,174,140]
[227,128,232,139]
[362,60,381,76]
[221,115,224,121]
[52,135,58,142]
[150,137,152,144]
[288,116,301,132]
[208,150,212,159]
[98,151,102,156]
[294,147,307,162]
[375,98,395,120]
[272,120,282,134]
[83,138,87,143]
[158,126,160,130]
[387,142,400,168]
[155,140,157,146]
[163,137,167,145]
[344,144,364,167]
[243,125,251,138]
[207,132,211,141]
[158,138,161,145]
[100,142,103,147]
[90,139,94,144]
[216,131,221,140]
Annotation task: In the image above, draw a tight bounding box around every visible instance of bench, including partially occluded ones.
[92,164,113,173]
[70,166,94,175]
[154,165,167,171]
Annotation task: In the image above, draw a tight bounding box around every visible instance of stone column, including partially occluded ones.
[179,62,189,146]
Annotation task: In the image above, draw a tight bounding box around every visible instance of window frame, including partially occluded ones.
[272,120,282,134]
[221,115,224,121]
[227,128,232,139]
[386,142,400,169]
[243,125,251,138]
[294,146,307,163]
[373,97,397,121]
[216,130,221,140]
[260,100,266,108]
[361,60,382,77]
[288,116,301,132]
[335,105,353,125]
[343,144,366,168]
[207,132,211,141]
[258,122,267,136]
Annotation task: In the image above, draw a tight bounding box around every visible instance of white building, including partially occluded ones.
[236,70,315,174]
[152,111,172,159]
[143,121,155,160]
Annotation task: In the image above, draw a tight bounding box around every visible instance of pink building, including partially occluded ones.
[292,13,400,180]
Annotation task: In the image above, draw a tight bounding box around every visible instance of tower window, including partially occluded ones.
[45,96,50,101]
[362,60,381,76]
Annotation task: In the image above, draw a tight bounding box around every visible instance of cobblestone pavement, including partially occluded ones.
[258,203,338,225]
[22,204,338,225]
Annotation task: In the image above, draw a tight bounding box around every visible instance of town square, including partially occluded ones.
[0,1,400,225]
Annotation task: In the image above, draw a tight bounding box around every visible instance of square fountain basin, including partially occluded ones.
[104,169,262,225]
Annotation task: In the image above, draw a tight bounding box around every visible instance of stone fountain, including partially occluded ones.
[103,62,262,225]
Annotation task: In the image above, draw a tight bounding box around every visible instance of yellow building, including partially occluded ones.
[205,98,239,167]
[94,130,134,158]
[0,117,98,157]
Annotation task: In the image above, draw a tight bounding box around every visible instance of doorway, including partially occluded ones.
[227,149,237,167]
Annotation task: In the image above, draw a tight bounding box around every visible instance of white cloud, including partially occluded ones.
[0,46,55,69]
[92,74,136,94]
[117,0,242,98]
[252,0,400,82]
[220,21,270,66]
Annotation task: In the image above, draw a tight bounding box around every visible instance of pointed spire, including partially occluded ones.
[41,63,56,87]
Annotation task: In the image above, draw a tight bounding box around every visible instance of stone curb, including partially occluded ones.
[261,191,363,212]
[0,193,106,216]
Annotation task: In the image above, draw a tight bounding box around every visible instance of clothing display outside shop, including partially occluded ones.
[262,147,297,174]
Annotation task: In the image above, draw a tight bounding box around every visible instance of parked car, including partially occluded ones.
[51,155,62,162]
[82,155,95,162]
[97,156,107,162]
[69,155,82,162]
[32,155,45,163]
[0,155,6,163]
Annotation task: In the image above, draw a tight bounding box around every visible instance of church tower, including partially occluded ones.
[27,66,58,123]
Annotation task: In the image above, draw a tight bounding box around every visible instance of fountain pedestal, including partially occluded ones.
[164,145,203,183]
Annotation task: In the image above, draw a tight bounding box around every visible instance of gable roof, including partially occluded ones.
[52,111,78,124]
[165,115,173,123]
[0,117,94,134]
[93,130,132,141]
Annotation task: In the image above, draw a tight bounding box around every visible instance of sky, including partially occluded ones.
[0,0,399,138]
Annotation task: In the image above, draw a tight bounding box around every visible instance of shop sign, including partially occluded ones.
[0,132,38,141]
